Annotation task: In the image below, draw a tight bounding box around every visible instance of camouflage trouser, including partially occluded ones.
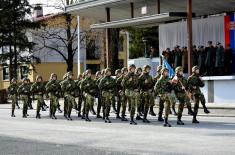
[125,89,139,117]
[102,91,114,117]
[65,94,76,117]
[84,93,95,115]
[194,93,206,115]
[119,91,127,117]
[21,95,29,116]
[35,95,44,115]
[10,95,17,114]
[50,95,59,116]
[158,97,165,116]
[176,93,187,118]
[64,97,68,116]
[142,91,154,117]
[160,93,175,119]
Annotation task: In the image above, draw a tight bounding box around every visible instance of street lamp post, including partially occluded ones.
[142,37,147,58]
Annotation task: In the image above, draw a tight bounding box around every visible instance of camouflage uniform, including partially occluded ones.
[172,67,190,125]
[80,70,97,122]
[27,79,33,110]
[154,68,174,127]
[115,69,122,119]
[116,67,128,121]
[139,65,155,123]
[98,68,116,123]
[122,64,139,125]
[75,74,83,117]
[17,78,31,118]
[134,67,143,117]
[46,73,61,119]
[154,65,165,122]
[95,71,103,118]
[188,66,210,123]
[60,73,68,117]
[8,78,18,117]
[61,72,76,120]
[30,76,46,119]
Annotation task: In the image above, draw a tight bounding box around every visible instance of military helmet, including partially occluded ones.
[95,71,101,77]
[157,65,163,73]
[85,69,92,75]
[161,68,169,75]
[136,67,142,72]
[67,71,73,76]
[22,78,28,82]
[36,75,43,81]
[121,67,128,73]
[11,78,17,83]
[175,66,183,74]
[129,64,136,70]
[192,66,199,73]
[105,68,112,74]
[63,73,67,80]
[143,65,151,71]
[115,69,121,75]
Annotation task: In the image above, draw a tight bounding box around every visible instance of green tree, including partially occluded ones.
[0,0,41,80]
[127,27,159,59]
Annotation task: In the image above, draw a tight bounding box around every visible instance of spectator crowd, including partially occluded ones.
[162,41,234,76]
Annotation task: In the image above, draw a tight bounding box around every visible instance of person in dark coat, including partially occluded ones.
[182,46,188,73]
[192,45,199,66]
[215,42,225,76]
[205,41,216,76]
[173,45,183,69]
[224,44,233,75]
[198,46,206,75]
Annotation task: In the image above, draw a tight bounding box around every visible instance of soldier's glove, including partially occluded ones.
[129,78,132,82]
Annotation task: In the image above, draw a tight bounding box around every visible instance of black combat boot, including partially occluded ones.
[116,113,121,119]
[172,105,177,116]
[36,113,41,119]
[68,114,72,121]
[158,112,164,122]
[130,116,137,125]
[41,106,46,111]
[52,114,57,119]
[105,116,111,123]
[85,114,91,122]
[57,105,63,113]
[143,111,150,123]
[16,101,20,109]
[192,114,199,123]
[77,111,82,117]
[177,114,184,125]
[136,114,143,120]
[203,105,210,114]
[11,110,15,117]
[163,118,171,127]
[187,105,194,115]
[90,107,96,115]
[149,106,156,116]
[121,114,128,121]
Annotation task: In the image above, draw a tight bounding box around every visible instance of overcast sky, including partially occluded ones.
[29,0,62,15]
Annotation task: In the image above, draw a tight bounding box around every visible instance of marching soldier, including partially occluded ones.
[98,68,116,123]
[139,65,155,123]
[116,67,128,121]
[80,70,97,122]
[18,78,31,118]
[30,75,46,119]
[154,65,165,122]
[135,67,144,120]
[46,73,61,119]
[122,64,139,125]
[115,69,122,119]
[155,68,175,127]
[61,72,76,120]
[75,74,83,117]
[172,67,191,125]
[60,73,68,118]
[8,78,18,117]
[95,71,103,118]
[188,66,210,123]
[27,79,34,110]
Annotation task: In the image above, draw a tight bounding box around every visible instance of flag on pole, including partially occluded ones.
[163,59,175,78]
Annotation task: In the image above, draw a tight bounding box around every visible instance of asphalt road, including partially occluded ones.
[0,103,235,155]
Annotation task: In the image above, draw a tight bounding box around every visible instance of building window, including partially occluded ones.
[2,67,9,80]
[86,64,100,74]
[119,36,124,52]
[119,60,124,68]
[86,39,100,60]
[20,66,29,79]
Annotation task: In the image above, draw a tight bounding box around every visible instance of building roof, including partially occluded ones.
[66,0,235,22]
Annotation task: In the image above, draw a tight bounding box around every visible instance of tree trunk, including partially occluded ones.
[110,28,120,74]
[65,13,74,72]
